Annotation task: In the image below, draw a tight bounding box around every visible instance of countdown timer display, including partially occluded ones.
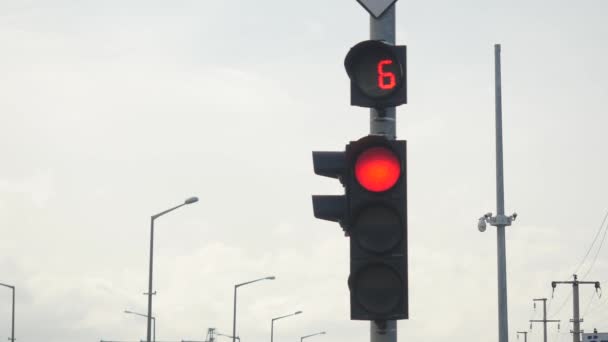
[351,50,403,98]
[344,40,407,108]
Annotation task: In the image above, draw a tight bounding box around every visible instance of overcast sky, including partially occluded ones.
[1,1,608,341]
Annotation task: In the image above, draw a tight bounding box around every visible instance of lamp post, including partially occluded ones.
[232,276,275,342]
[183,337,240,342]
[300,331,326,342]
[271,311,302,342]
[216,332,241,342]
[146,196,198,342]
[0,283,14,342]
[125,310,156,342]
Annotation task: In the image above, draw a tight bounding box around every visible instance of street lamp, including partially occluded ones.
[216,332,241,342]
[271,311,302,342]
[300,332,325,342]
[182,333,241,342]
[232,276,275,342]
[0,283,15,342]
[125,310,156,342]
[146,196,198,342]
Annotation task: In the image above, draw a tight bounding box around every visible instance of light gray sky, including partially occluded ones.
[1,1,608,341]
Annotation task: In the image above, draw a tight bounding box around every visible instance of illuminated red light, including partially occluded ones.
[355,147,401,192]
[377,59,396,90]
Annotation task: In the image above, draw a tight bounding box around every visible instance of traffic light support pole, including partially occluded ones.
[370,5,397,342]
[370,5,396,140]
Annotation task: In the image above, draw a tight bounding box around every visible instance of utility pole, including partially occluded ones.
[551,274,601,342]
[530,298,560,342]
[516,331,528,342]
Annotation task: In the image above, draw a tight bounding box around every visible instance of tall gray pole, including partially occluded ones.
[144,199,198,342]
[231,277,275,342]
[270,312,303,342]
[147,217,155,342]
[370,5,397,342]
[494,44,509,342]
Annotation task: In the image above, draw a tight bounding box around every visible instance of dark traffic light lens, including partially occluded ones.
[351,49,403,98]
[354,264,402,314]
[353,206,401,254]
[355,147,401,192]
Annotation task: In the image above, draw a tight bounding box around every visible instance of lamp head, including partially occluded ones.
[185,196,199,204]
[266,276,276,280]
[295,310,303,315]
[478,217,487,232]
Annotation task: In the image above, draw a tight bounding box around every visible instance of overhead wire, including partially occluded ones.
[551,211,608,341]
[574,210,608,276]
[581,290,598,318]
[576,211,608,328]
[585,293,608,317]
[525,210,607,339]
[581,212,608,279]
[549,291,571,318]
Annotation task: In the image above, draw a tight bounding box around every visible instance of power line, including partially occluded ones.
[581,291,598,321]
[584,290,608,317]
[548,212,607,319]
[549,292,572,318]
[573,210,608,276]
[581,213,608,279]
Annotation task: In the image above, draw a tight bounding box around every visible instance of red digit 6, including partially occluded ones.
[377,59,396,90]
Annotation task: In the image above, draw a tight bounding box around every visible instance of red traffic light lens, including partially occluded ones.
[355,147,401,192]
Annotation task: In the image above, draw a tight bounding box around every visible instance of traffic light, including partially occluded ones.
[344,40,407,108]
[312,135,408,320]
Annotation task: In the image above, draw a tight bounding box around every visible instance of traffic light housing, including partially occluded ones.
[312,135,408,320]
[344,40,407,108]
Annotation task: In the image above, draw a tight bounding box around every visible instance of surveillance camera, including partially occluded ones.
[478,218,487,232]
[485,212,493,218]
[512,212,518,220]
